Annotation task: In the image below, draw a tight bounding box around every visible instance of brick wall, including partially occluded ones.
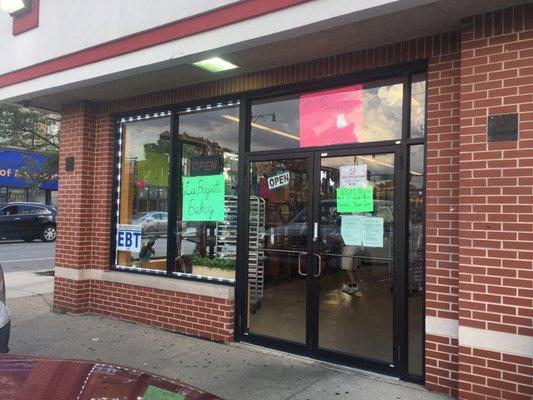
[56,102,97,270]
[90,280,234,342]
[458,5,533,400]
[90,113,115,269]
[54,277,90,314]
[425,334,460,397]
[459,347,532,400]
[425,49,461,397]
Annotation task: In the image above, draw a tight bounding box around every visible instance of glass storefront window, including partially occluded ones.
[115,117,171,272]
[27,189,46,203]
[408,144,425,376]
[250,78,403,151]
[8,188,26,202]
[175,106,239,281]
[411,74,426,139]
[0,187,6,204]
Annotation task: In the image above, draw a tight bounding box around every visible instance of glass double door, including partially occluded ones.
[243,146,405,374]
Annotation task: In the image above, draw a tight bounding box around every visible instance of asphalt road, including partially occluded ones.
[0,240,55,272]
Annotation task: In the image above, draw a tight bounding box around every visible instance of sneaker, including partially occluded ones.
[342,283,360,294]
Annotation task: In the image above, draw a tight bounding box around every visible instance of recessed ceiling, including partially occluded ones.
[26,0,526,111]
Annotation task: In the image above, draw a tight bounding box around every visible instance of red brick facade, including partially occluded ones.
[90,280,234,342]
[53,4,533,399]
[425,49,461,397]
[457,8,533,400]
[459,4,533,339]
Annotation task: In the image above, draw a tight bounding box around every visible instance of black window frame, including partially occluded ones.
[109,60,428,381]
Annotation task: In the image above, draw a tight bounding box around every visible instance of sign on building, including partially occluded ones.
[116,224,143,252]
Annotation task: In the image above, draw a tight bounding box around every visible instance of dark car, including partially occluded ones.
[0,355,221,400]
[0,202,57,242]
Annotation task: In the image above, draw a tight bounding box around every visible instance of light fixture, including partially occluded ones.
[0,0,31,15]
[222,115,299,141]
[193,57,238,73]
[252,113,276,123]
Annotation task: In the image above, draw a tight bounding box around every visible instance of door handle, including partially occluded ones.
[314,253,323,278]
[297,252,307,276]
[14,217,21,220]
[313,222,318,242]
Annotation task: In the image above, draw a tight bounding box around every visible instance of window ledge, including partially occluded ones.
[55,267,234,300]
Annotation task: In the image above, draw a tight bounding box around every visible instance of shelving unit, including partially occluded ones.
[248,196,266,313]
[215,195,266,311]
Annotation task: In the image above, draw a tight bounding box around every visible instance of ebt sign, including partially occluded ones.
[116,224,142,252]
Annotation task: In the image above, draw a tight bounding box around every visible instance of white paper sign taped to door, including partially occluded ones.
[340,165,367,187]
[340,215,383,247]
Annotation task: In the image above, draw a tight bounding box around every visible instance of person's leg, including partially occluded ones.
[346,268,357,285]
[341,245,360,294]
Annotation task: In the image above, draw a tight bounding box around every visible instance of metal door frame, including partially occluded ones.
[309,144,405,376]
[237,143,409,377]
[238,151,315,356]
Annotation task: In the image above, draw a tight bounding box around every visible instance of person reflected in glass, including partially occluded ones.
[341,245,362,294]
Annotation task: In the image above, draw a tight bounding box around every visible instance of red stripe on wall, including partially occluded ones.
[0,0,309,89]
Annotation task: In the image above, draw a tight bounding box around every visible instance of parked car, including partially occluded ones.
[0,264,10,354]
[0,355,220,399]
[0,202,57,242]
[132,211,168,236]
[266,199,395,260]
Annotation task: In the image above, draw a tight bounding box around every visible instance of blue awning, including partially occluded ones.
[0,148,58,190]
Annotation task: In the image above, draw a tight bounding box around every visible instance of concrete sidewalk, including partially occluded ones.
[7,294,451,400]
[3,270,54,299]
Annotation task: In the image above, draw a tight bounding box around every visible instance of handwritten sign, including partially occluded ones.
[267,171,290,190]
[182,174,225,221]
[341,215,384,247]
[142,385,185,400]
[116,224,142,252]
[337,186,373,213]
[340,165,367,187]
[300,84,363,147]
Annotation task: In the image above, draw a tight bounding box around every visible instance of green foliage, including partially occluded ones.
[191,255,236,270]
[0,103,59,191]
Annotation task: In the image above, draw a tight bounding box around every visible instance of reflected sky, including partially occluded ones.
[123,117,171,162]
[251,78,405,152]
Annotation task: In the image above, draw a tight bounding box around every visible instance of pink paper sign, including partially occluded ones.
[300,84,363,147]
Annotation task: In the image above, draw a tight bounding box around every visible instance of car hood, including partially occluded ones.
[0,355,221,400]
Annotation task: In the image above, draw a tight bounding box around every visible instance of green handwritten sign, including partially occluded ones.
[337,186,373,213]
[182,174,225,221]
[142,385,185,400]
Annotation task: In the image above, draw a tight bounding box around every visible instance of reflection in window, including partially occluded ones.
[176,106,239,281]
[250,78,403,151]
[116,117,170,272]
[408,144,425,376]
[8,188,26,202]
[411,74,426,139]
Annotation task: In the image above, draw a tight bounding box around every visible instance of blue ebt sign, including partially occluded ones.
[116,224,142,252]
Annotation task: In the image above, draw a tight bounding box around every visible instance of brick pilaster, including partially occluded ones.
[54,101,97,313]
[458,5,533,399]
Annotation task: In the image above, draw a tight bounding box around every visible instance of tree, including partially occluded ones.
[0,103,59,193]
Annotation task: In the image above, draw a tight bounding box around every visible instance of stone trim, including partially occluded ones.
[55,267,234,300]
